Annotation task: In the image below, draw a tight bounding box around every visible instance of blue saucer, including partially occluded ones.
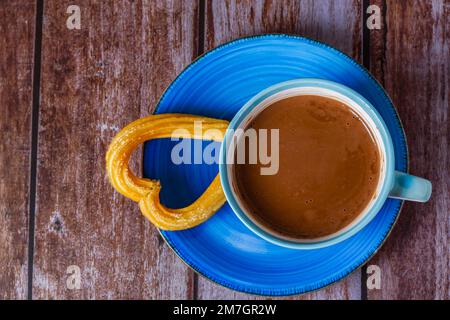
[143,35,407,296]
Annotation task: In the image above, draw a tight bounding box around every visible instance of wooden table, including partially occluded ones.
[0,0,448,300]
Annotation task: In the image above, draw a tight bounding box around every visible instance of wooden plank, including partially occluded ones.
[33,0,198,299]
[0,1,35,299]
[367,0,449,299]
[198,0,362,300]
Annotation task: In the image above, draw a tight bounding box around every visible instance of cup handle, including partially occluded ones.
[388,171,432,202]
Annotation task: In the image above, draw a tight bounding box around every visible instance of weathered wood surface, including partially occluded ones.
[1,0,448,300]
[197,0,363,300]
[32,0,198,299]
[366,0,449,299]
[0,1,35,299]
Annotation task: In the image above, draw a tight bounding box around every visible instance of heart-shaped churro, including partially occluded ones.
[106,114,229,230]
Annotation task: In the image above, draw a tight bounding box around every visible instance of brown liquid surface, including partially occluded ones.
[234,95,381,239]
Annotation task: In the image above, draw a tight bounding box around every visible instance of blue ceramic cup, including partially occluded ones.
[219,78,432,249]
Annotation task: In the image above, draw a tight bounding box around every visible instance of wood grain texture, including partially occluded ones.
[0,1,35,299]
[205,0,362,57]
[33,0,198,299]
[197,0,362,300]
[367,0,449,299]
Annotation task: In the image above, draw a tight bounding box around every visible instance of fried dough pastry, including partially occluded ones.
[106,114,229,230]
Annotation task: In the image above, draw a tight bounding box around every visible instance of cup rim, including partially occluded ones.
[219,78,395,249]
